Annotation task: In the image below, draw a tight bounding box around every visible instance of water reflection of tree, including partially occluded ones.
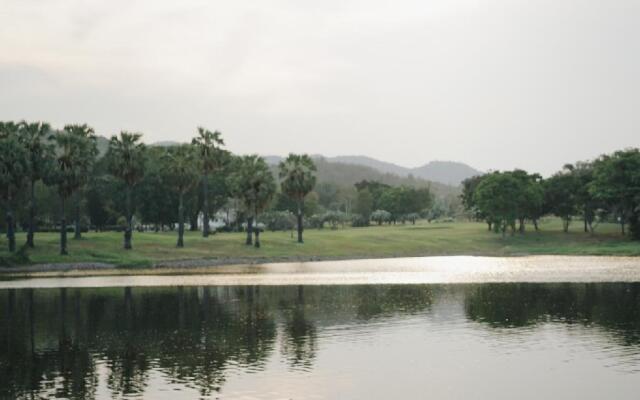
[11,283,639,398]
[281,286,317,369]
[464,283,640,345]
[0,286,279,399]
[354,285,434,320]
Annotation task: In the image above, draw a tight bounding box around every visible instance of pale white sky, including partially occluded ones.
[1,0,639,175]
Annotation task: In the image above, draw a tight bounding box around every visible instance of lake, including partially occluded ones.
[2,257,640,399]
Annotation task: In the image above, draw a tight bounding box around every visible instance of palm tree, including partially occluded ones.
[50,131,87,255]
[63,124,98,240]
[229,155,276,248]
[17,121,54,248]
[279,154,317,243]
[0,122,29,252]
[106,132,146,250]
[164,145,200,247]
[191,127,225,237]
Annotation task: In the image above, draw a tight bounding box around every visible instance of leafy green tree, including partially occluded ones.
[354,180,391,210]
[164,145,200,247]
[17,121,55,247]
[590,149,640,238]
[106,132,146,249]
[137,147,176,231]
[377,186,432,224]
[511,170,544,232]
[378,188,402,223]
[354,188,373,223]
[461,175,493,229]
[279,154,317,243]
[0,122,29,252]
[192,127,225,237]
[473,172,521,236]
[229,155,276,248]
[405,187,433,223]
[570,162,598,233]
[544,167,579,233]
[49,131,91,254]
[63,124,98,239]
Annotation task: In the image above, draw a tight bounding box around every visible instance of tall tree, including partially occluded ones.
[192,127,225,237]
[544,167,579,233]
[137,146,176,231]
[354,188,373,223]
[229,155,276,248]
[590,149,640,238]
[63,124,98,240]
[18,121,54,247]
[567,162,598,233]
[49,131,89,255]
[461,175,493,230]
[164,145,200,247]
[0,122,29,252]
[511,170,544,232]
[278,154,317,243]
[106,132,146,250]
[473,172,521,236]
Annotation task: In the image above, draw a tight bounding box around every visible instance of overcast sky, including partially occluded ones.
[1,0,639,175]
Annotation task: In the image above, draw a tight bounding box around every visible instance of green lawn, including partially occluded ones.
[1,218,639,269]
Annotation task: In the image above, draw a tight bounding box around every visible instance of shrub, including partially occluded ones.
[371,209,392,225]
[350,213,369,227]
[262,211,296,231]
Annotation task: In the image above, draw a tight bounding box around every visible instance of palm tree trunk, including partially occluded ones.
[6,206,15,253]
[297,201,304,243]
[124,186,132,250]
[177,192,185,247]
[74,191,82,240]
[27,179,36,248]
[60,195,68,255]
[254,210,260,248]
[202,173,210,237]
[246,216,253,245]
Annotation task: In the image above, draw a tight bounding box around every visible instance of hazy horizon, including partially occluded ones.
[2,0,639,175]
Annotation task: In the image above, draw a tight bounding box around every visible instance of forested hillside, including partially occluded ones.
[266,156,460,198]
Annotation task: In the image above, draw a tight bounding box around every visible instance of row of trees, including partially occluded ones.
[1,121,320,254]
[461,149,640,239]
[353,180,434,225]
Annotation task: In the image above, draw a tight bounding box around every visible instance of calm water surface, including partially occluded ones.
[2,283,640,399]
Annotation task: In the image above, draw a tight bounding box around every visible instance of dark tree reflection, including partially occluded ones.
[464,283,640,345]
[281,286,317,369]
[2,283,639,398]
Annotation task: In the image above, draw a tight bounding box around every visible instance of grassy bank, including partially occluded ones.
[1,219,639,271]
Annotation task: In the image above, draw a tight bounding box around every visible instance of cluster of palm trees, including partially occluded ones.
[1,120,318,255]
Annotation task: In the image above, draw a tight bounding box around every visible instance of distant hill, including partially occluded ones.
[324,156,482,185]
[327,156,409,177]
[94,137,468,196]
[265,156,460,198]
[411,161,483,186]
